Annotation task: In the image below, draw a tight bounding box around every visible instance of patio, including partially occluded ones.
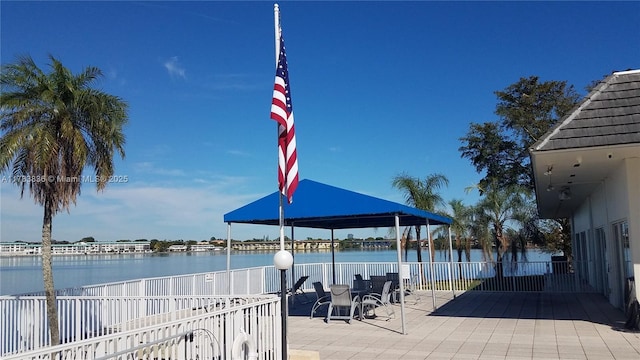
[287,291,640,359]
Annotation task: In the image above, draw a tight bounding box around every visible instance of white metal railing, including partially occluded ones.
[1,259,595,357]
[5,260,590,298]
[1,295,280,360]
[287,260,593,293]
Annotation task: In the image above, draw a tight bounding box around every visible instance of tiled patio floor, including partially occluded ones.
[287,291,640,359]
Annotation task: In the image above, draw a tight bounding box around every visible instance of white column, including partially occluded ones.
[395,215,407,334]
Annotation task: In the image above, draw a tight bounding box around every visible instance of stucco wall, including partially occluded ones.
[624,157,640,305]
[572,159,637,308]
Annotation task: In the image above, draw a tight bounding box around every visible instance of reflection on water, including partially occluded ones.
[0,249,555,296]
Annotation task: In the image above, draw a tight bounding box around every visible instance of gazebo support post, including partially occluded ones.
[331,229,336,285]
[291,224,295,287]
[427,222,436,311]
[395,215,407,335]
[226,222,232,295]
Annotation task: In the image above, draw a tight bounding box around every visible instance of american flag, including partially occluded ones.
[270,34,298,203]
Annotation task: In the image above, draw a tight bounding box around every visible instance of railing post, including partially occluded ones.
[230,270,235,296]
[75,297,82,342]
[262,266,267,295]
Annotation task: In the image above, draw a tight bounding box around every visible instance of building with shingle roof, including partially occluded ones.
[529,69,639,322]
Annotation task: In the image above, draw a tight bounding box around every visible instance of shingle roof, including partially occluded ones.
[532,69,640,151]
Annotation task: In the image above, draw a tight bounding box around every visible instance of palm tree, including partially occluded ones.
[468,205,493,263]
[0,55,128,345]
[467,179,528,278]
[448,199,472,265]
[392,173,449,262]
[508,195,544,263]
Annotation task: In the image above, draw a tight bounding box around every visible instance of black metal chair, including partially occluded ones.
[369,275,387,296]
[288,275,311,303]
[386,272,400,302]
[310,281,331,318]
[353,274,371,294]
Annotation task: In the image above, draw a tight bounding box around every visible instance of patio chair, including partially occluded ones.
[325,284,361,324]
[369,275,388,296]
[288,275,311,304]
[402,264,420,304]
[386,272,400,302]
[353,274,371,294]
[361,280,395,320]
[310,282,331,319]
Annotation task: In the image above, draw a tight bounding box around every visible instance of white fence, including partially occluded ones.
[1,259,592,357]
[1,295,280,360]
[293,260,592,293]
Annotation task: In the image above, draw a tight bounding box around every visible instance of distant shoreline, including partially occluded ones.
[0,248,345,258]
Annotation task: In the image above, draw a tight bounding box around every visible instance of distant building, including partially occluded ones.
[231,240,338,251]
[0,241,151,255]
[167,244,188,252]
[190,244,224,252]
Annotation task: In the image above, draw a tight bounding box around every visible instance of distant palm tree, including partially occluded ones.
[448,199,472,264]
[0,55,128,345]
[508,195,543,262]
[392,173,448,262]
[468,205,493,263]
[467,179,528,278]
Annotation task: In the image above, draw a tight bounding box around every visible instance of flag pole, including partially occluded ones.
[274,4,285,253]
[272,5,289,360]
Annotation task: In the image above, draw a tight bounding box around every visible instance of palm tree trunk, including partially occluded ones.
[415,226,425,283]
[464,238,471,262]
[428,231,435,262]
[403,228,408,261]
[42,197,60,345]
[494,224,505,279]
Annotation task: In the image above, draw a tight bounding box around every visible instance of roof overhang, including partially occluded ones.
[529,143,638,218]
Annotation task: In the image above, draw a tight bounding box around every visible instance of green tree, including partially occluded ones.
[0,55,128,345]
[509,195,545,260]
[459,76,580,191]
[392,173,448,262]
[459,76,580,254]
[448,199,472,265]
[469,204,493,261]
[468,180,529,278]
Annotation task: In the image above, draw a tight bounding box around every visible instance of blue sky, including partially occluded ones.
[1,1,638,243]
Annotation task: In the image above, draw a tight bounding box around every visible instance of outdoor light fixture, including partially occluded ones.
[559,187,572,201]
[545,166,554,191]
[274,250,293,270]
[574,156,582,167]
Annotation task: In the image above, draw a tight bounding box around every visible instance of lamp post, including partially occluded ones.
[274,250,293,360]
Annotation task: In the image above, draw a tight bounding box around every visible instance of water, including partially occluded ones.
[0,248,556,296]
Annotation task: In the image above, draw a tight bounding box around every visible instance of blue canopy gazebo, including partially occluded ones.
[223,179,453,334]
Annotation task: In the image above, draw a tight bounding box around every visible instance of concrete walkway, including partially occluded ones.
[287,291,640,359]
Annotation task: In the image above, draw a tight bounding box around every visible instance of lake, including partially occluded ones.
[0,248,556,295]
